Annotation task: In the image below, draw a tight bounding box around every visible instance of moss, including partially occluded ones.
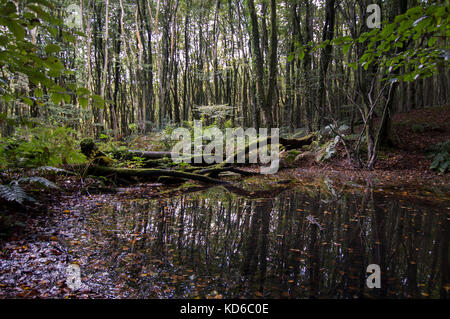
[93,156,114,166]
[80,138,98,158]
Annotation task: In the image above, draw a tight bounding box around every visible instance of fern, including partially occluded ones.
[0,183,35,204]
[17,177,58,189]
[2,126,86,168]
[0,176,58,204]
[427,140,450,173]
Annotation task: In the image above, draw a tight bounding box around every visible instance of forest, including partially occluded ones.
[0,0,449,300]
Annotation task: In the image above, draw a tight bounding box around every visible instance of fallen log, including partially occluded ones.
[222,133,315,167]
[280,134,315,149]
[125,134,314,163]
[78,134,316,185]
[125,150,172,159]
[86,165,230,185]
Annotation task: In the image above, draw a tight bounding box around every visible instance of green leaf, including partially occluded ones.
[6,20,25,40]
[48,69,62,77]
[381,23,396,37]
[45,44,61,55]
[78,97,88,108]
[427,37,437,47]
[298,50,305,60]
[34,88,44,98]
[76,87,90,96]
[343,44,352,55]
[2,94,13,103]
[63,93,71,104]
[46,57,65,71]
[50,93,63,104]
[62,32,76,43]
[46,26,58,37]
[407,6,423,18]
[349,62,358,69]
[22,97,33,106]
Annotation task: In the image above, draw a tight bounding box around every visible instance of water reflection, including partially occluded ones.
[77,181,449,299]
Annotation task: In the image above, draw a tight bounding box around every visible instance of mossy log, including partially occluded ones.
[222,134,315,166]
[86,165,230,184]
[123,150,173,159]
[280,134,315,149]
[130,135,314,163]
[79,134,316,185]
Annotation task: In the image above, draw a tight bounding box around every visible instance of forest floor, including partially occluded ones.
[0,105,449,298]
[288,105,450,189]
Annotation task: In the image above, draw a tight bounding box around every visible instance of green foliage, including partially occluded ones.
[356,3,448,82]
[0,0,64,95]
[293,3,449,83]
[0,126,86,167]
[159,122,179,150]
[224,119,233,128]
[427,140,450,173]
[0,0,101,129]
[286,150,301,162]
[92,155,113,166]
[101,143,128,159]
[118,156,145,168]
[100,133,110,141]
[128,123,138,134]
[194,104,235,128]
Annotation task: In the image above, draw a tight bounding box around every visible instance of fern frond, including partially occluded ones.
[0,183,35,204]
[17,177,58,189]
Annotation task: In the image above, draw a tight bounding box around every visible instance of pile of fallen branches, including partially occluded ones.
[77,134,315,185]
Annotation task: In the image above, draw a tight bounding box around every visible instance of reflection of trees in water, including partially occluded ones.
[89,186,448,298]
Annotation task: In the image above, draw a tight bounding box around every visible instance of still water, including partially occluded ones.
[71,178,449,299]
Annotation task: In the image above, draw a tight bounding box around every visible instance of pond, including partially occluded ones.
[66,177,449,299]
